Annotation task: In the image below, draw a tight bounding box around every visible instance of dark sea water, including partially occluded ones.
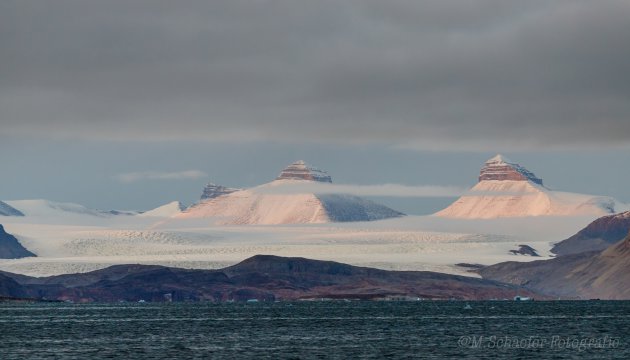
[1,301,628,359]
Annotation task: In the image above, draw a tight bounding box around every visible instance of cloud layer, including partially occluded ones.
[255,182,466,198]
[2,1,630,150]
[114,170,207,183]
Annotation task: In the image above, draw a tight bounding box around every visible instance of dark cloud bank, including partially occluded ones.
[1,0,630,150]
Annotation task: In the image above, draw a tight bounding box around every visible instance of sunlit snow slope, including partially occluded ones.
[139,201,184,218]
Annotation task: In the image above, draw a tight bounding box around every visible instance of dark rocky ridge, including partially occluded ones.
[480,233,630,299]
[508,245,540,257]
[0,255,543,302]
[478,154,543,185]
[276,160,332,183]
[0,273,27,298]
[0,224,36,259]
[551,211,630,256]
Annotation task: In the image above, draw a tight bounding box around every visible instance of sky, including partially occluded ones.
[1,1,629,214]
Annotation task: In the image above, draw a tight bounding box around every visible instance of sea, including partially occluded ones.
[1,301,628,359]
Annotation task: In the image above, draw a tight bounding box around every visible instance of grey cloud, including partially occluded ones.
[1,0,630,149]
[114,170,207,183]
[254,182,466,198]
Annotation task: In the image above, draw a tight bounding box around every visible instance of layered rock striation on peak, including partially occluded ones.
[276,160,332,183]
[478,154,543,185]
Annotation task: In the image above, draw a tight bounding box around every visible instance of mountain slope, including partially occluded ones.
[139,201,185,217]
[435,155,627,219]
[0,273,28,298]
[551,211,630,255]
[0,201,24,217]
[480,233,630,299]
[0,255,543,302]
[0,224,36,259]
[5,199,137,218]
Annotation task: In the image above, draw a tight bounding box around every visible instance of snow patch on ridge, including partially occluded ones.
[139,201,185,217]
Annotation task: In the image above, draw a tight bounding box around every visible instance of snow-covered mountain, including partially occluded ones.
[0,201,24,217]
[177,161,404,225]
[435,155,628,219]
[139,201,185,218]
[4,199,137,218]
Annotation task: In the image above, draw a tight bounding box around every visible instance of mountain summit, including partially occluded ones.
[435,155,627,219]
[479,154,543,185]
[276,160,332,183]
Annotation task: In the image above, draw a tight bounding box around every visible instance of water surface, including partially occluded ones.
[1,301,628,359]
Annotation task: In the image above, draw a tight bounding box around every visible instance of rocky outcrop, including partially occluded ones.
[200,183,240,200]
[0,201,24,217]
[480,233,630,299]
[478,154,543,185]
[276,160,332,183]
[0,225,35,259]
[508,245,540,257]
[0,255,544,302]
[551,211,630,256]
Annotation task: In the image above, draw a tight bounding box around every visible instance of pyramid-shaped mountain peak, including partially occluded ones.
[479,155,543,186]
[276,161,332,183]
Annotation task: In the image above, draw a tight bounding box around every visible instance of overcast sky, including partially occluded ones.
[1,1,629,213]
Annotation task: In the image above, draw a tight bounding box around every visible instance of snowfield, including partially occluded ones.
[0,200,598,277]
